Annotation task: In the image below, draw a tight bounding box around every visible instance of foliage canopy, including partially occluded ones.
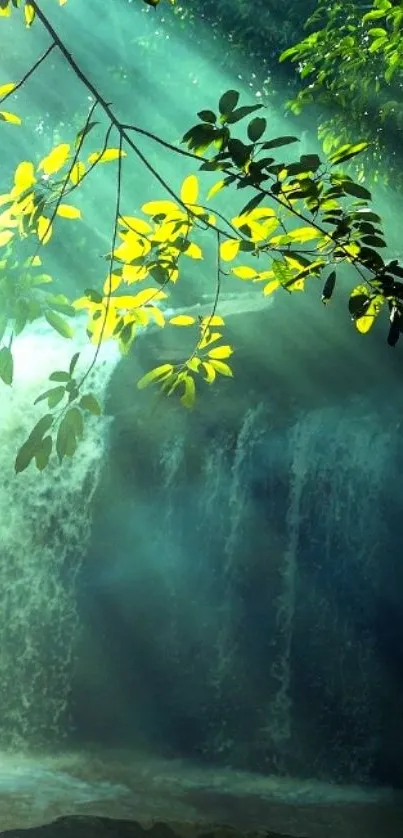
[1,0,403,473]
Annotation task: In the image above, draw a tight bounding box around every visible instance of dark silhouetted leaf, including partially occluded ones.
[218,89,240,116]
[262,135,299,150]
[247,117,267,142]
[197,110,216,124]
[322,270,336,304]
[226,104,263,124]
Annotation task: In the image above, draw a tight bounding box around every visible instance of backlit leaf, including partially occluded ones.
[45,310,74,339]
[0,83,16,96]
[180,174,199,204]
[38,144,70,175]
[207,180,226,200]
[88,148,127,164]
[231,265,258,279]
[137,363,174,389]
[263,279,281,296]
[208,344,233,359]
[14,161,35,194]
[37,216,52,244]
[220,239,240,261]
[202,361,216,383]
[209,359,233,377]
[57,203,81,219]
[70,161,86,185]
[180,374,196,407]
[0,110,21,125]
[24,2,35,25]
[169,315,196,326]
[184,242,203,259]
[141,199,179,216]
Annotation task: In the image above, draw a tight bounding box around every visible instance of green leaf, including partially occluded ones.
[34,385,65,407]
[69,352,80,375]
[34,435,52,471]
[80,393,101,415]
[0,313,7,343]
[45,310,74,339]
[0,345,13,385]
[56,417,77,461]
[15,440,36,474]
[49,370,70,382]
[329,142,369,165]
[137,363,174,389]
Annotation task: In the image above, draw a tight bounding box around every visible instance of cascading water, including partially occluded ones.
[0,322,119,751]
[102,392,399,783]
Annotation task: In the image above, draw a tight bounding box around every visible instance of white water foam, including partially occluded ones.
[0,321,120,749]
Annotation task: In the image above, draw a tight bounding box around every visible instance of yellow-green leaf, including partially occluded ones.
[186,357,202,372]
[137,363,174,389]
[202,361,216,383]
[208,344,233,359]
[169,314,196,326]
[45,310,73,339]
[180,374,196,407]
[263,279,281,296]
[119,216,151,235]
[209,359,233,377]
[355,295,384,334]
[141,199,179,216]
[130,287,167,307]
[14,161,35,194]
[147,306,165,328]
[180,174,199,204]
[185,242,203,259]
[0,110,21,125]
[57,203,81,219]
[220,239,240,261]
[122,264,148,283]
[88,148,127,164]
[201,314,224,327]
[103,273,122,294]
[38,144,70,176]
[37,216,52,244]
[231,265,258,279]
[288,226,321,243]
[207,180,225,200]
[70,161,86,185]
[24,2,35,26]
[0,83,16,97]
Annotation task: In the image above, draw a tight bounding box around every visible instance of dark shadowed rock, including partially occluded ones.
[0,816,304,838]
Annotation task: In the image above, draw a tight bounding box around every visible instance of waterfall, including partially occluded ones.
[0,322,119,751]
[128,396,395,780]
